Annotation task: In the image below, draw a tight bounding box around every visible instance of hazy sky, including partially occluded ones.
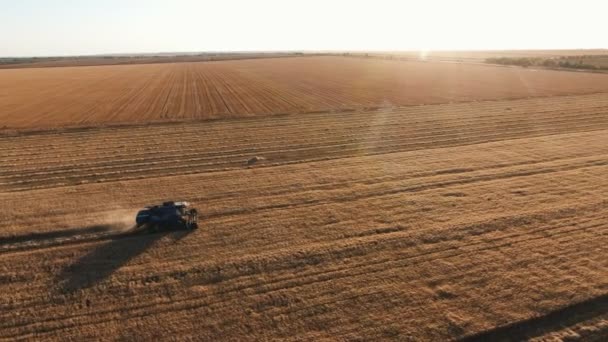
[1,0,607,57]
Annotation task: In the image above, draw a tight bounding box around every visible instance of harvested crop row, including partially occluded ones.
[2,94,608,192]
[2,93,608,157]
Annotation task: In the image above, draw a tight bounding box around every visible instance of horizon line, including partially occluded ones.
[2,48,608,59]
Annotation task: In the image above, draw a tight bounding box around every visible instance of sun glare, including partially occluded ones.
[418,49,430,61]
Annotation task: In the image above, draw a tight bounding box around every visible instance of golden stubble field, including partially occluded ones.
[1,57,608,340]
[3,56,608,129]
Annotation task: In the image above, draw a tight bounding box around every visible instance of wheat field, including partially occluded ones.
[3,57,608,129]
[1,80,607,340]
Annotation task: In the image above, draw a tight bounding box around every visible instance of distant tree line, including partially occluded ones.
[486,56,608,71]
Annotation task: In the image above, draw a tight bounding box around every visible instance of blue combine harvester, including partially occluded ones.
[135,201,199,233]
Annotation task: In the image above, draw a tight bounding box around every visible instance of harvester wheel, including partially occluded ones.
[188,209,199,230]
[148,224,159,234]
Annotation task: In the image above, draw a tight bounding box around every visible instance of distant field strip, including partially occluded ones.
[2,56,608,128]
[0,94,607,340]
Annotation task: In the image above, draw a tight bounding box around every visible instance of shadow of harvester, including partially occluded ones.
[58,229,194,293]
[0,224,114,245]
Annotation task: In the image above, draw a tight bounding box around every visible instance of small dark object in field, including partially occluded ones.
[247,156,265,165]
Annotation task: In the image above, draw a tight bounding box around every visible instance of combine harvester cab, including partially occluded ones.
[135,201,198,233]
